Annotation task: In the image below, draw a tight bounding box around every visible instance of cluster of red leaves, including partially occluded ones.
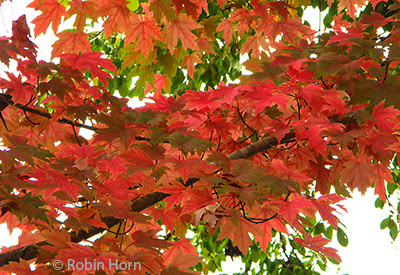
[0,0,399,273]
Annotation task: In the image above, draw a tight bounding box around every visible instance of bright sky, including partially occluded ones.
[0,1,399,275]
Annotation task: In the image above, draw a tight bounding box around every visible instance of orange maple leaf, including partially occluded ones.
[169,249,203,271]
[126,14,163,57]
[341,159,378,194]
[97,0,132,38]
[0,259,34,274]
[197,35,216,54]
[145,74,169,97]
[28,0,67,36]
[242,35,269,58]
[163,15,202,53]
[270,17,311,44]
[67,0,98,32]
[163,239,198,266]
[216,18,235,44]
[51,31,92,58]
[218,215,264,255]
[337,0,365,19]
[182,53,202,79]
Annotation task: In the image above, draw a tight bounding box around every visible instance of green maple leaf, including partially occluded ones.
[349,75,400,109]
[167,133,215,156]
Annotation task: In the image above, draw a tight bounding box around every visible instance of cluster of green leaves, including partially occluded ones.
[189,212,350,274]
[375,155,400,241]
[89,0,242,98]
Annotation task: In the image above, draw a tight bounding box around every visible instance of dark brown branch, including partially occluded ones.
[0,94,97,131]
[227,129,295,160]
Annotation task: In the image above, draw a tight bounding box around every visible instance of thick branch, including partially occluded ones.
[227,129,295,160]
[0,94,97,131]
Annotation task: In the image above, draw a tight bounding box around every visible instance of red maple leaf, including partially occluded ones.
[218,216,264,255]
[60,52,118,86]
[11,16,37,56]
[295,235,341,262]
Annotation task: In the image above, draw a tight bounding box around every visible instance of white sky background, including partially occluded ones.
[0,1,399,275]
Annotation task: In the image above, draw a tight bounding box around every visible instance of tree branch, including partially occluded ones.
[0,94,98,131]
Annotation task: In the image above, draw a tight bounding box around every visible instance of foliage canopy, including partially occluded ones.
[0,0,400,274]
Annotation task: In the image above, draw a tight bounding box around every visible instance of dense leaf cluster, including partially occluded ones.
[0,0,399,274]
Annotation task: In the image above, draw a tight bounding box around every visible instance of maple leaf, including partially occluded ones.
[163,15,202,53]
[311,195,344,228]
[359,12,394,32]
[197,35,216,54]
[182,53,202,79]
[51,31,91,58]
[216,18,235,44]
[372,100,400,132]
[0,73,37,104]
[279,196,312,222]
[163,239,198,266]
[11,15,37,55]
[60,52,118,85]
[336,0,366,18]
[96,0,132,38]
[0,38,19,66]
[242,35,269,58]
[295,235,341,262]
[169,249,203,272]
[145,74,169,97]
[341,159,378,194]
[28,0,67,36]
[98,157,128,177]
[120,147,154,172]
[149,0,176,23]
[67,0,97,32]
[253,204,287,250]
[218,215,264,255]
[308,159,333,194]
[172,0,201,20]
[270,17,311,44]
[373,164,392,202]
[0,259,35,273]
[125,14,163,57]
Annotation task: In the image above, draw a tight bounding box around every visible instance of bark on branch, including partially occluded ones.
[0,94,98,131]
